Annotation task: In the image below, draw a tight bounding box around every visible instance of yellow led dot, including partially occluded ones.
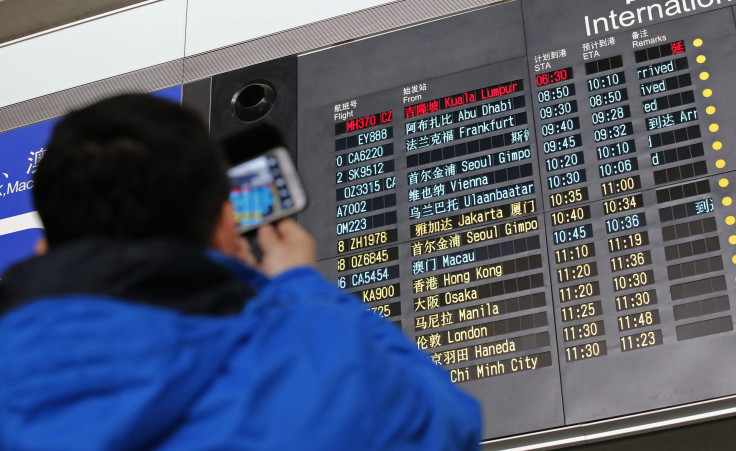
[700,72,710,80]
[706,106,716,115]
[703,88,713,97]
[716,159,727,169]
[697,55,707,63]
[730,235,736,245]
[720,178,730,188]
[732,256,736,265]
[723,197,733,206]
[694,38,704,47]
[727,216,736,226]
[710,123,720,132]
[713,141,723,150]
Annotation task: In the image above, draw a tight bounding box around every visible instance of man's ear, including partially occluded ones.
[210,201,256,265]
[210,201,238,254]
[34,236,48,256]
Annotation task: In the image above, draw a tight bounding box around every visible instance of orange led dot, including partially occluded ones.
[700,72,710,80]
[713,141,723,151]
[716,159,727,169]
[697,55,707,63]
[706,106,716,115]
[694,38,704,47]
[720,178,730,188]
[723,197,733,207]
[703,88,713,97]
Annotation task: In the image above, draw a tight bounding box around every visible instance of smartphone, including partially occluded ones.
[227,147,307,234]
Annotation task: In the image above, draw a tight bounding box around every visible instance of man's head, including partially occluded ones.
[34,94,230,248]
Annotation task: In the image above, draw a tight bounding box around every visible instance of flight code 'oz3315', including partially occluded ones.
[337,176,396,201]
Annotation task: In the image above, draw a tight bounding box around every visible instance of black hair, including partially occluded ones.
[33,94,230,247]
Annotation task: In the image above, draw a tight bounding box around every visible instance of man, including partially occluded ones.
[0,94,481,449]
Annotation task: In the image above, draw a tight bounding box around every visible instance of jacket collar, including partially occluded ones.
[0,237,265,317]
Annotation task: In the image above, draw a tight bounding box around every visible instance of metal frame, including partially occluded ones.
[482,395,736,449]
[3,0,736,446]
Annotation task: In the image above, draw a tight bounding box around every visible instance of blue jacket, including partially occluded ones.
[0,239,481,450]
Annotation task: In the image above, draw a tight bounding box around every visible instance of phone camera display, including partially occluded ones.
[228,155,293,228]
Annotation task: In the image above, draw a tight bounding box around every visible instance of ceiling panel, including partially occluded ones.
[0,0,148,44]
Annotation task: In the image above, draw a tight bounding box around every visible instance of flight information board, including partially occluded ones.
[297,0,736,440]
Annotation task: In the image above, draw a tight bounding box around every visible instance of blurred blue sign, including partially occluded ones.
[0,119,56,220]
[0,86,183,276]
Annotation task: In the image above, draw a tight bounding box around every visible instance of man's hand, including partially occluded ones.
[255,218,316,277]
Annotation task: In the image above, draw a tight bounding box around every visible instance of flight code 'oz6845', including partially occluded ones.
[337,247,399,272]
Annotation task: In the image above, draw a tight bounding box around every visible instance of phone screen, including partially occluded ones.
[227,153,296,230]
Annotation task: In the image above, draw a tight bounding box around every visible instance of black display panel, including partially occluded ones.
[292,0,736,442]
[522,0,736,426]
